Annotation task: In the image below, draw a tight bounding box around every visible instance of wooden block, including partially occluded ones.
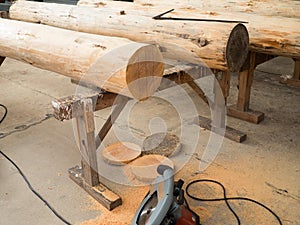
[142,132,181,157]
[129,155,174,182]
[69,166,122,210]
[279,78,300,87]
[227,105,264,124]
[102,142,141,165]
[52,94,100,121]
[195,115,247,143]
[52,92,119,121]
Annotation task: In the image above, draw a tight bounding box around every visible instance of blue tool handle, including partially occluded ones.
[157,165,173,175]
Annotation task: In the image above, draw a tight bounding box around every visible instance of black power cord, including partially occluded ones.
[0,150,72,225]
[0,103,7,124]
[0,104,71,224]
[186,179,283,225]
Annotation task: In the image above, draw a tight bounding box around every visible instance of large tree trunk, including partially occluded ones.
[9,1,250,72]
[75,0,300,59]
[132,0,300,18]
[0,18,164,99]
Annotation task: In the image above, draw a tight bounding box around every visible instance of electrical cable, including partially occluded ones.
[0,103,283,225]
[0,150,72,225]
[186,179,282,225]
[0,104,7,124]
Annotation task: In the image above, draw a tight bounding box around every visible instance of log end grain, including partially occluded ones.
[126,44,164,100]
[142,132,181,157]
[226,23,249,72]
[129,154,174,182]
[102,142,142,165]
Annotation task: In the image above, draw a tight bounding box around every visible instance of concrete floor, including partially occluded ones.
[0,57,299,225]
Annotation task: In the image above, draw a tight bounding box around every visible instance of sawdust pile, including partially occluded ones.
[79,186,148,225]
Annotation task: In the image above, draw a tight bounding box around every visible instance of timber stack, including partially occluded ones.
[8,0,250,73]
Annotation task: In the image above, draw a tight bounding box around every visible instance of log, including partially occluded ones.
[75,0,300,59]
[9,1,250,72]
[0,18,164,99]
[132,0,300,18]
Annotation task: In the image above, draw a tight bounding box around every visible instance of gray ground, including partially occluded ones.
[0,57,299,225]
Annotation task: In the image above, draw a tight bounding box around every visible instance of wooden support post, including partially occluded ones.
[280,58,300,87]
[95,96,129,148]
[237,53,255,112]
[227,52,265,124]
[53,94,122,210]
[213,70,231,104]
[76,99,99,186]
[186,80,209,105]
[294,59,300,80]
[0,56,5,66]
[219,71,231,103]
[161,69,247,142]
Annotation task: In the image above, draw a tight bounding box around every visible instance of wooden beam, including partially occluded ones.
[95,96,129,149]
[69,166,122,210]
[227,106,265,124]
[195,115,247,143]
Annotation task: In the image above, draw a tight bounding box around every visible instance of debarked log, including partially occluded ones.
[75,0,300,59]
[9,1,250,72]
[0,18,164,99]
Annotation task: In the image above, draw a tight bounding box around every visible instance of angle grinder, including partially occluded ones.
[132,165,200,225]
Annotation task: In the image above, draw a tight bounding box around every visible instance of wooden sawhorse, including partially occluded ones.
[51,67,246,210]
[228,52,299,124]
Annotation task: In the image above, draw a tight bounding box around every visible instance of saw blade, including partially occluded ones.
[137,192,158,225]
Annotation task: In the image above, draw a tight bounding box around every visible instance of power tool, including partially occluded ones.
[132,165,200,225]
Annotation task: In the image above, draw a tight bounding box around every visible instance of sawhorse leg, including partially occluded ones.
[53,93,128,210]
[0,56,5,66]
[227,52,266,124]
[162,70,247,143]
[280,58,300,87]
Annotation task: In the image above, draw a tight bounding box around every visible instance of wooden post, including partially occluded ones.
[161,70,247,142]
[76,99,99,186]
[237,53,255,111]
[213,70,231,104]
[53,94,122,210]
[294,59,300,80]
[279,58,300,87]
[227,52,265,124]
[0,56,5,66]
